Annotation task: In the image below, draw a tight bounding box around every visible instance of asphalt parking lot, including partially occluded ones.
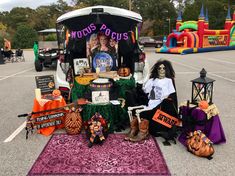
[0,48,234,175]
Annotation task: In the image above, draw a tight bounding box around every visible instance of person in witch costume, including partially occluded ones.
[125,59,178,145]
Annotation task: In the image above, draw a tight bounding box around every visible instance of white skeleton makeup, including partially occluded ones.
[158,64,166,79]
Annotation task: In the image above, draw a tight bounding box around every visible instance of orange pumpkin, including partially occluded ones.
[117,67,131,77]
[52,89,61,97]
[77,98,88,105]
[199,100,209,110]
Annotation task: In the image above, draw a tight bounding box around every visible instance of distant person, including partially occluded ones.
[3,39,13,61]
[4,38,11,51]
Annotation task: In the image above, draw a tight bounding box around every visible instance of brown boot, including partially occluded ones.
[124,117,139,141]
[129,119,149,142]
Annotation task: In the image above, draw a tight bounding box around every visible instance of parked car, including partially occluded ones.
[139,36,163,48]
[55,5,150,101]
[153,36,164,48]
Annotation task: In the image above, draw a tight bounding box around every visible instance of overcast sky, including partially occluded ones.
[0,0,71,12]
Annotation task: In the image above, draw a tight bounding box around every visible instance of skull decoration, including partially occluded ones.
[150,59,175,80]
[158,64,166,79]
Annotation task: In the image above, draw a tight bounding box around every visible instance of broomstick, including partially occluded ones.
[18,100,77,118]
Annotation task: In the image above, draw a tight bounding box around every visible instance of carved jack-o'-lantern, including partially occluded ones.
[186,130,214,158]
[52,89,61,97]
[118,67,131,77]
[65,110,82,135]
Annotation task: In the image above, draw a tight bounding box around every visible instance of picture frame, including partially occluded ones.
[92,91,109,104]
[73,58,89,75]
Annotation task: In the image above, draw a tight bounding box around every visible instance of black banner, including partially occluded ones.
[35,112,65,122]
[36,120,62,129]
[35,75,55,94]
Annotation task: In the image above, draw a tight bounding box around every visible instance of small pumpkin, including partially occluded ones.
[77,98,88,105]
[52,89,61,97]
[199,100,209,110]
[65,110,83,135]
[117,67,131,77]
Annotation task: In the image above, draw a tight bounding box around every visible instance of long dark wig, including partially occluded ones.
[150,59,175,79]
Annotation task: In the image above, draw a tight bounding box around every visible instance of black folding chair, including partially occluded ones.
[3,50,15,63]
[15,49,25,62]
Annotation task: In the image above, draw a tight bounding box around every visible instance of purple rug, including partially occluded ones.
[28,134,170,176]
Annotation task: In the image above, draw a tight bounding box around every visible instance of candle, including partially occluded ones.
[96,67,100,75]
[35,88,41,100]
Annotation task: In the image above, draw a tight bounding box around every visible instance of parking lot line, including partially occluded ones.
[207,58,235,65]
[0,68,34,81]
[171,60,235,83]
[3,121,26,143]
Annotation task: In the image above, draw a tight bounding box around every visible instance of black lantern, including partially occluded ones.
[191,68,215,105]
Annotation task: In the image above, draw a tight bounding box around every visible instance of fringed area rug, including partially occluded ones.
[28,134,170,176]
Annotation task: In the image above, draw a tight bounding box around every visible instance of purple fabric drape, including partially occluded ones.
[178,106,226,146]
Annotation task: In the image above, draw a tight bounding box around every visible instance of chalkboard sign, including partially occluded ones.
[35,75,55,94]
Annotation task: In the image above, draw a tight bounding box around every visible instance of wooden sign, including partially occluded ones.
[35,75,55,94]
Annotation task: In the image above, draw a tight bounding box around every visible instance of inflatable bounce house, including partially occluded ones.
[156,4,235,54]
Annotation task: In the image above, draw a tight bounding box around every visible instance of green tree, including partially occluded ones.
[0,22,8,48]
[71,0,129,9]
[12,25,38,49]
[45,33,57,41]
[183,0,235,29]
[6,7,35,29]
[134,0,176,36]
[71,0,177,36]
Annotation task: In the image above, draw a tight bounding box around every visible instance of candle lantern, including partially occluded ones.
[191,68,215,105]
